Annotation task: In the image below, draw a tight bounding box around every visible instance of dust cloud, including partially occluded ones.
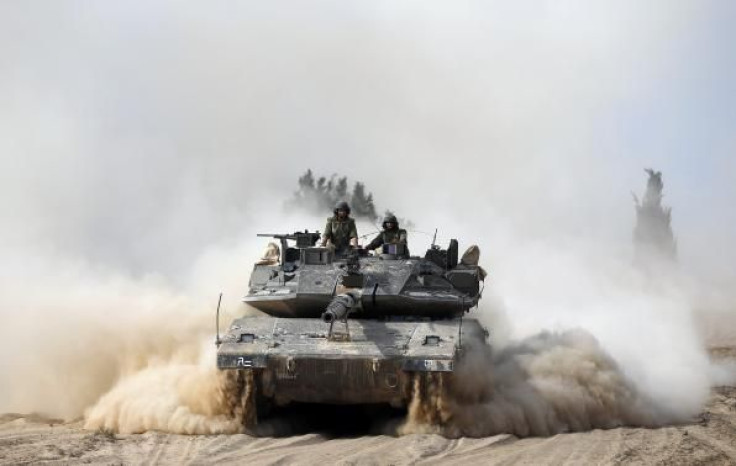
[0,227,280,433]
[84,365,241,435]
[403,330,670,438]
[0,254,214,424]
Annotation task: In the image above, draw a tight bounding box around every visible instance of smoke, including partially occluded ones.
[1,0,735,437]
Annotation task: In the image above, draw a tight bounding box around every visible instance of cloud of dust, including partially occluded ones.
[84,365,241,435]
[403,330,687,437]
[404,203,729,436]
[0,253,213,424]
[0,209,300,431]
[414,224,721,437]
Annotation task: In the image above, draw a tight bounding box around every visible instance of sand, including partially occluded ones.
[1,350,734,465]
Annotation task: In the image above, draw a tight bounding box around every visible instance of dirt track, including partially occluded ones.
[2,383,735,465]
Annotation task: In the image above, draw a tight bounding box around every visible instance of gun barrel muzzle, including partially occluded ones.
[321,293,357,323]
[322,310,338,323]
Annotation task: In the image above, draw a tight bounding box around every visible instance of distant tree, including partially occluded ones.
[286,170,384,223]
[349,183,377,221]
[363,192,377,221]
[316,176,327,193]
[298,169,315,190]
[335,177,348,200]
[633,168,677,267]
[351,182,366,216]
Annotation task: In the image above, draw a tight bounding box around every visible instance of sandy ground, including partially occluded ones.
[2,350,735,466]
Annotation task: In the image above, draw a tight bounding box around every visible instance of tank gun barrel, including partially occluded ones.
[321,293,358,323]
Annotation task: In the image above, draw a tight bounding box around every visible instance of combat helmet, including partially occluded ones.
[382,213,399,229]
[334,201,351,215]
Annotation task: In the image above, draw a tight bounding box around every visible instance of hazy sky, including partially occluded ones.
[1,1,734,283]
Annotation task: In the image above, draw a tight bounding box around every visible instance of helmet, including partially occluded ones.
[334,201,351,215]
[382,213,398,229]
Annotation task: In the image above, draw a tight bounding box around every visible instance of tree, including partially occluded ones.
[633,168,677,267]
[298,169,315,191]
[286,170,383,223]
[335,177,348,200]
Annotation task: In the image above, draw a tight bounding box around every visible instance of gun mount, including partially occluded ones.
[256,231,321,266]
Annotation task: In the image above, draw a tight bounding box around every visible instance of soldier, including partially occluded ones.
[366,213,407,252]
[321,201,359,254]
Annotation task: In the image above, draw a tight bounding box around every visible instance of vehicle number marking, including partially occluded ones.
[236,357,253,367]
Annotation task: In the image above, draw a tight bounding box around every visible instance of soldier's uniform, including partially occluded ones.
[366,228,407,250]
[367,214,407,252]
[323,216,358,253]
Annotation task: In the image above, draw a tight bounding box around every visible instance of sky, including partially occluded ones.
[0,0,734,285]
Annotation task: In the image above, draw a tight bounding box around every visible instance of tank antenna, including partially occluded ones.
[215,292,223,347]
[431,228,438,248]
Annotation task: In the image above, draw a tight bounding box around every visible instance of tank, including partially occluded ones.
[216,230,490,429]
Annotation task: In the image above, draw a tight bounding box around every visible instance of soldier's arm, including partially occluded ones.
[398,229,408,244]
[366,233,383,251]
[321,219,332,246]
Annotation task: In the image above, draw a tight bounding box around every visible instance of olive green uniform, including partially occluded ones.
[366,228,407,250]
[323,216,358,253]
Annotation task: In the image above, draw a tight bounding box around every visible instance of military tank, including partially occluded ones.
[216,230,489,429]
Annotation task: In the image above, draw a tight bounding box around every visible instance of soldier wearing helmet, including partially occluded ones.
[366,213,407,252]
[321,201,359,254]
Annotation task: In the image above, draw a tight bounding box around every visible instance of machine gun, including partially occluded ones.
[257,230,321,265]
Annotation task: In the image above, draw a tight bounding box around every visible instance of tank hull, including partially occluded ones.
[217,316,482,406]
